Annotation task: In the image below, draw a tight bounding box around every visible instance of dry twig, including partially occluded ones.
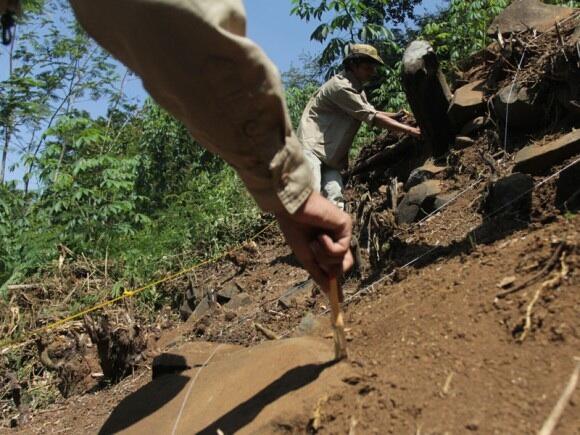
[253,322,280,340]
[496,243,564,299]
[538,357,580,435]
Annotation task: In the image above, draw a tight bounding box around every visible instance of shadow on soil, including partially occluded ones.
[99,359,336,434]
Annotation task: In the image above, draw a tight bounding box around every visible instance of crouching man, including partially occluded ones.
[298,44,421,209]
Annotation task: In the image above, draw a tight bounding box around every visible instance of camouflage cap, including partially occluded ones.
[343,43,384,65]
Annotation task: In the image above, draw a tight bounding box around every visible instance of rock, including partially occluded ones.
[404,162,447,191]
[98,338,352,435]
[402,40,455,157]
[179,285,206,321]
[493,84,545,133]
[497,276,516,288]
[514,129,580,175]
[487,0,576,35]
[556,160,580,211]
[466,422,479,431]
[396,180,442,224]
[278,279,315,309]
[481,173,534,218]
[190,297,212,320]
[448,80,486,129]
[224,292,252,310]
[460,116,486,136]
[295,312,326,336]
[216,281,242,305]
[152,353,190,379]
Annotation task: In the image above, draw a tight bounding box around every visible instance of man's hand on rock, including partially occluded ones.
[275,191,354,294]
[408,126,421,138]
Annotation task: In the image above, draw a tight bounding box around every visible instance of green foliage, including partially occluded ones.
[36,115,149,254]
[291,0,421,74]
[135,101,224,210]
[1,0,117,187]
[0,1,261,307]
[285,83,319,129]
[421,0,510,69]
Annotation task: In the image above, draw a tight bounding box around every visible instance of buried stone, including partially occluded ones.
[396,180,442,224]
[556,160,580,211]
[448,80,486,131]
[404,162,447,191]
[480,173,534,218]
[493,84,545,134]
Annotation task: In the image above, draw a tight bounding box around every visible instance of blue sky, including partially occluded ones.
[245,0,445,74]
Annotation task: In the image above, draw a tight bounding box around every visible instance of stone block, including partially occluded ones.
[402,40,455,157]
[488,0,576,35]
[493,84,545,132]
[396,180,442,224]
[481,173,534,217]
[514,129,580,175]
[448,80,486,129]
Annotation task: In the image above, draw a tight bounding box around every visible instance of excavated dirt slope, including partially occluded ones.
[2,2,580,434]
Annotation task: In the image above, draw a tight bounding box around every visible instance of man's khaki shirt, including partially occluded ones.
[297,71,377,170]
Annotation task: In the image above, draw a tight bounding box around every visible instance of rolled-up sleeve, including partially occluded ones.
[69,0,312,214]
[325,84,377,125]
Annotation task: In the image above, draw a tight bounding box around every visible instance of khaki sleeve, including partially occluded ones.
[325,82,377,125]
[69,0,312,214]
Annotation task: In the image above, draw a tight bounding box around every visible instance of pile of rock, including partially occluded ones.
[347,0,579,267]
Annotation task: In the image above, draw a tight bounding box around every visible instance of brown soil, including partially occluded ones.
[3,211,578,434]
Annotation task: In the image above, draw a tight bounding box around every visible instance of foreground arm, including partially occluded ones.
[68,0,353,288]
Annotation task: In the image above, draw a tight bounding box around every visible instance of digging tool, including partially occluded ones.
[329,277,348,361]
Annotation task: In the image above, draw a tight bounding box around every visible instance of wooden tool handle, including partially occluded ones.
[329,277,341,325]
[329,277,348,360]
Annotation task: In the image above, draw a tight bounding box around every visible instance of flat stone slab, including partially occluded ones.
[514,129,580,175]
[397,180,443,224]
[488,0,576,35]
[404,163,447,191]
[100,337,351,435]
[448,80,486,128]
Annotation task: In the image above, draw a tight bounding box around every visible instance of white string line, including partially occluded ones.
[171,343,224,435]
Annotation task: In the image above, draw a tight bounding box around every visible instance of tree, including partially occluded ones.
[291,0,421,75]
[0,0,118,189]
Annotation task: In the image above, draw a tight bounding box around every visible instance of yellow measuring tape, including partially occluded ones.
[0,220,277,352]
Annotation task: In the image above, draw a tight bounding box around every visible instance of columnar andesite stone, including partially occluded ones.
[402,40,455,157]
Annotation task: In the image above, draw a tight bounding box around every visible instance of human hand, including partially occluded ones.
[408,126,421,138]
[275,191,353,294]
[391,109,407,121]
